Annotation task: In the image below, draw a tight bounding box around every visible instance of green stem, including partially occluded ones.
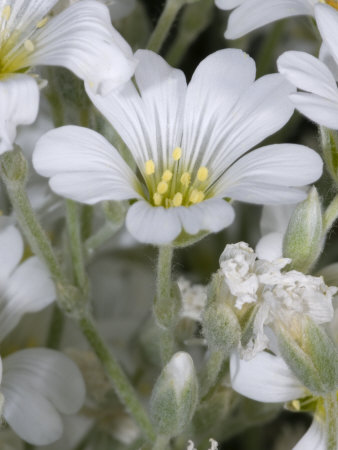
[155,246,178,364]
[323,194,338,233]
[79,314,155,442]
[46,304,65,349]
[66,200,87,289]
[152,435,170,450]
[325,392,338,450]
[200,350,225,399]
[84,221,122,259]
[147,0,187,53]
[256,21,285,78]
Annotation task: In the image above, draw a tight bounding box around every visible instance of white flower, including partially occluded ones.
[54,0,136,20]
[230,351,332,450]
[219,242,336,358]
[0,220,56,341]
[278,4,338,130]
[178,277,207,322]
[216,0,338,40]
[0,0,137,154]
[33,49,322,246]
[0,348,85,445]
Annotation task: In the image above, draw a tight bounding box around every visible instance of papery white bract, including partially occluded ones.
[216,0,338,39]
[0,219,56,341]
[33,49,322,246]
[0,0,137,153]
[178,277,207,322]
[278,5,338,129]
[219,242,336,358]
[0,348,85,445]
[230,351,329,450]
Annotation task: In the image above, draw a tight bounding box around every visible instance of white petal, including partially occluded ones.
[315,4,338,71]
[260,203,297,235]
[176,198,235,235]
[230,351,305,402]
[277,51,338,100]
[215,0,245,10]
[225,0,313,39]
[0,224,24,279]
[216,144,323,204]
[0,75,39,154]
[319,43,338,81]
[207,74,295,183]
[0,257,56,341]
[33,125,141,204]
[293,418,327,450]
[28,1,136,94]
[182,49,256,171]
[255,232,284,261]
[86,50,186,171]
[289,92,338,129]
[126,201,182,245]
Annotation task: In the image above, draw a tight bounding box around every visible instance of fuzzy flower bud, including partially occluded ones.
[283,187,323,273]
[150,352,198,437]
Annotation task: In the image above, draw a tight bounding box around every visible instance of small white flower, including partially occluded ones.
[230,351,332,450]
[0,0,137,153]
[33,49,322,246]
[216,0,338,40]
[178,277,207,322]
[0,220,56,341]
[0,348,85,445]
[219,242,336,358]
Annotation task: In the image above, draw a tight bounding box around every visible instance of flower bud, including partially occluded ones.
[150,352,198,437]
[0,146,28,184]
[276,316,338,395]
[320,126,338,187]
[283,187,323,273]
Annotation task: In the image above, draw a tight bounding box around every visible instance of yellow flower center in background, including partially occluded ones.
[323,0,338,10]
[144,147,210,208]
[0,5,49,76]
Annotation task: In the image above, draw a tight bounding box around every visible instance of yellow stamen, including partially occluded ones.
[172,147,182,161]
[189,190,204,204]
[157,181,168,194]
[325,0,338,9]
[162,170,173,182]
[153,193,162,206]
[24,39,35,52]
[2,5,11,21]
[172,192,183,207]
[180,172,191,187]
[197,166,209,182]
[145,159,155,175]
[291,400,301,411]
[37,16,49,28]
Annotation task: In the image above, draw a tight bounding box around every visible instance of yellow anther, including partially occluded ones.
[153,193,162,206]
[162,170,173,182]
[172,192,183,207]
[2,5,11,20]
[157,181,168,195]
[326,0,338,10]
[291,400,301,411]
[24,39,35,52]
[189,190,205,204]
[197,166,209,182]
[37,16,49,28]
[145,159,155,175]
[180,172,191,187]
[172,147,182,161]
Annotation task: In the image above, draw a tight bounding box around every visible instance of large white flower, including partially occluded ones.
[216,0,337,40]
[0,0,137,154]
[33,49,322,246]
[0,219,56,341]
[278,4,338,130]
[230,351,334,450]
[0,348,85,445]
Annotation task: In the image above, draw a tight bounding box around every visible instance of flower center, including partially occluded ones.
[323,0,338,10]
[0,6,49,76]
[144,147,210,208]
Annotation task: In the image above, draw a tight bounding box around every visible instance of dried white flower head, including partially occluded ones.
[178,277,207,322]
